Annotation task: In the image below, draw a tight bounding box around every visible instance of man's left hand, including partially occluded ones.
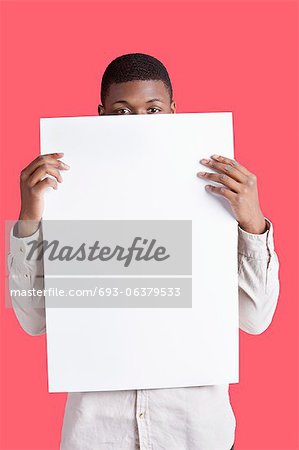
[197,154,267,234]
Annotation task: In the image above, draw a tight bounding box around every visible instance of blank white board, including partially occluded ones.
[40,113,239,392]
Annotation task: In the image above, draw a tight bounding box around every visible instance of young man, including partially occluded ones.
[8,53,280,450]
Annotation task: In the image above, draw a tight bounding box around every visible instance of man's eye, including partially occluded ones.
[147,108,161,114]
[115,108,131,115]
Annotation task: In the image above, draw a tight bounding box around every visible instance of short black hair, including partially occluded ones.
[100,53,173,104]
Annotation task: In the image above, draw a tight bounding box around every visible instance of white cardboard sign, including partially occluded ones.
[40,113,239,392]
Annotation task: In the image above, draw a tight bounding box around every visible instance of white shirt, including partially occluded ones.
[7,218,280,450]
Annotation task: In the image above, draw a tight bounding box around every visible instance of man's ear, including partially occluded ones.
[98,104,105,115]
[171,100,177,114]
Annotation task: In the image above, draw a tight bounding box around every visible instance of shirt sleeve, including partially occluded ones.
[7,222,46,336]
[238,217,280,334]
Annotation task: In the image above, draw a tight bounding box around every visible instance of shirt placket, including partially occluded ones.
[136,389,152,450]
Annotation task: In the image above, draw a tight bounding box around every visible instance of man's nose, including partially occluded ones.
[134,109,147,115]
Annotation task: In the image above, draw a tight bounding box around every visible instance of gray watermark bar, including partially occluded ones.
[6,219,193,308]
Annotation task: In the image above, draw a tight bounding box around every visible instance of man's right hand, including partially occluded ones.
[17,152,70,237]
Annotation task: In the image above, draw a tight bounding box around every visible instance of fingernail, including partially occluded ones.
[197,172,206,176]
[62,163,70,169]
[200,158,209,163]
[212,154,219,158]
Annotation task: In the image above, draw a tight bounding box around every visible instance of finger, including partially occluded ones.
[33,177,58,194]
[210,154,253,177]
[197,171,242,193]
[200,158,247,183]
[21,153,69,180]
[28,164,63,187]
[205,184,237,202]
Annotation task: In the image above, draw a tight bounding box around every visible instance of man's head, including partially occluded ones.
[98,53,176,115]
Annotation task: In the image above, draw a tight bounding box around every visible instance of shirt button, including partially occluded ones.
[139,412,144,418]
[20,248,24,253]
[24,274,29,278]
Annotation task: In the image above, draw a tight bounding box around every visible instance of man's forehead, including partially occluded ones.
[105,80,169,104]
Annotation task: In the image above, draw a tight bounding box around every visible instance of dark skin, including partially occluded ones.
[98,80,176,115]
[17,79,267,237]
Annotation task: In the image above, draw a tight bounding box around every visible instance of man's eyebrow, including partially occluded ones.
[112,98,164,106]
[112,100,130,105]
[146,98,164,103]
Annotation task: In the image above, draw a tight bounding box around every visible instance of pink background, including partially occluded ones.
[1,1,298,449]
